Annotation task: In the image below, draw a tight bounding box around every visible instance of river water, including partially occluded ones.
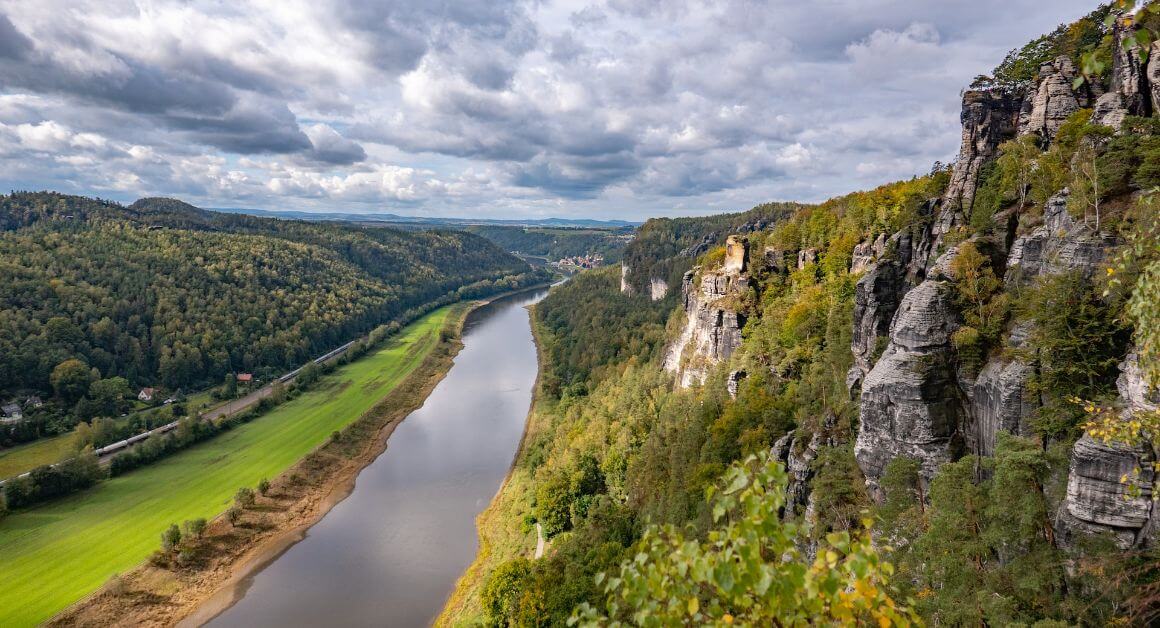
[206,288,547,627]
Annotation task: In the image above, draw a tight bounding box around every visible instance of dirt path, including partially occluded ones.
[534,523,545,559]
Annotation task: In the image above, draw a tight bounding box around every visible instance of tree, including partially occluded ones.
[996,135,1041,212]
[88,377,131,416]
[258,478,270,496]
[235,486,256,508]
[482,558,534,626]
[1071,140,1103,231]
[183,518,207,539]
[574,453,916,626]
[50,359,95,403]
[160,523,182,553]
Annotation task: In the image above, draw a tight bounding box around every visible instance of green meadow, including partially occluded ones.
[0,306,453,626]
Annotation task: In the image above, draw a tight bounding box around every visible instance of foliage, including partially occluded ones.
[1018,273,1130,441]
[535,268,673,396]
[879,434,1128,625]
[991,6,1110,87]
[573,452,915,627]
[0,191,538,429]
[3,447,104,508]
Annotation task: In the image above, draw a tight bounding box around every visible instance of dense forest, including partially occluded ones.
[456,3,1160,625]
[459,225,631,263]
[0,192,545,444]
[618,201,802,295]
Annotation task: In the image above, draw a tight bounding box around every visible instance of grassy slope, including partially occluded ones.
[0,434,75,480]
[0,306,451,627]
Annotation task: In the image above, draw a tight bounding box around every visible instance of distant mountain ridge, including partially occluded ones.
[208,206,640,229]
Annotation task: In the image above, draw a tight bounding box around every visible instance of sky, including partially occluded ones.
[0,0,1098,220]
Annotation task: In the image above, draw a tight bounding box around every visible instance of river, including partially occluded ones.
[205,288,548,627]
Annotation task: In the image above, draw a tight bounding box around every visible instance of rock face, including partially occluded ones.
[620,264,633,294]
[969,353,1036,456]
[1110,16,1150,118]
[855,278,964,493]
[649,278,668,300]
[935,90,1022,240]
[664,247,748,388]
[1149,41,1160,116]
[1005,190,1116,285]
[724,235,747,273]
[1057,354,1160,548]
[1019,57,1084,141]
[797,248,818,269]
[847,261,904,392]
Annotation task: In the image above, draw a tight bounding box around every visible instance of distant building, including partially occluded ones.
[138,387,155,402]
[236,373,254,384]
[1,402,23,423]
[24,396,43,408]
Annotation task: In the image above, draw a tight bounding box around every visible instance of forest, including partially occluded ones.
[0,192,545,446]
[462,5,1160,622]
[459,225,631,263]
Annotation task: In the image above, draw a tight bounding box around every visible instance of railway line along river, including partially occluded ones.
[202,287,548,627]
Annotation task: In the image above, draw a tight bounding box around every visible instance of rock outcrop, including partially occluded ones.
[1057,354,1160,548]
[664,248,748,388]
[969,351,1035,456]
[1019,57,1084,141]
[620,264,632,294]
[855,278,964,493]
[649,278,668,300]
[933,90,1022,244]
[1005,190,1116,285]
[847,261,904,392]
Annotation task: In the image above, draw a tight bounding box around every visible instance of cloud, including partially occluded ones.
[0,0,1101,218]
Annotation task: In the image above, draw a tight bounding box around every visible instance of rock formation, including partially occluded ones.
[1005,190,1116,285]
[847,261,904,392]
[855,277,964,493]
[649,278,668,300]
[932,90,1022,245]
[664,240,749,388]
[1057,354,1160,549]
[1019,57,1085,140]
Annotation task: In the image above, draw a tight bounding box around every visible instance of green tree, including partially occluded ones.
[50,359,95,403]
[160,523,182,553]
[574,453,915,626]
[482,558,534,627]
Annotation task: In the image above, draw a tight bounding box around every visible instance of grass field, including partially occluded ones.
[0,434,76,480]
[0,389,221,482]
[0,306,453,627]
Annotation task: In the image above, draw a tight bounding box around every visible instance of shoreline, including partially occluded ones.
[435,306,551,626]
[47,290,537,627]
[185,283,554,627]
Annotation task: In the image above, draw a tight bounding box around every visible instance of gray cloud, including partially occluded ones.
[0,0,1101,218]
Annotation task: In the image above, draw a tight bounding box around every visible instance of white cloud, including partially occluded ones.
[0,0,1101,218]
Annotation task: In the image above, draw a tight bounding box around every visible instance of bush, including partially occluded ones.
[235,487,256,509]
[183,518,207,539]
[160,523,182,553]
[258,478,271,496]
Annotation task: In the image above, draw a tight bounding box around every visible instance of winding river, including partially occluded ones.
[205,288,548,627]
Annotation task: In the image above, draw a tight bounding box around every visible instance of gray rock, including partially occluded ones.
[855,279,964,492]
[797,247,818,269]
[1005,190,1117,285]
[1092,92,1130,130]
[850,240,876,274]
[1110,15,1150,117]
[620,264,633,294]
[727,369,747,399]
[969,355,1036,456]
[849,261,904,388]
[664,266,747,388]
[649,278,668,301]
[1020,59,1081,140]
[936,90,1023,241]
[1058,435,1154,549]
[1148,41,1160,116]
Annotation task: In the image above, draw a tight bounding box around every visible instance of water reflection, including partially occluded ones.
[208,288,547,628]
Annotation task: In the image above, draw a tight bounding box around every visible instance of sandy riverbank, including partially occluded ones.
[50,302,480,627]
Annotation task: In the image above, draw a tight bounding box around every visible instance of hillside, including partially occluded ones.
[449,4,1160,626]
[0,192,545,445]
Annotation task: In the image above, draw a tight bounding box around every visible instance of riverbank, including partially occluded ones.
[44,304,474,627]
[436,311,555,627]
